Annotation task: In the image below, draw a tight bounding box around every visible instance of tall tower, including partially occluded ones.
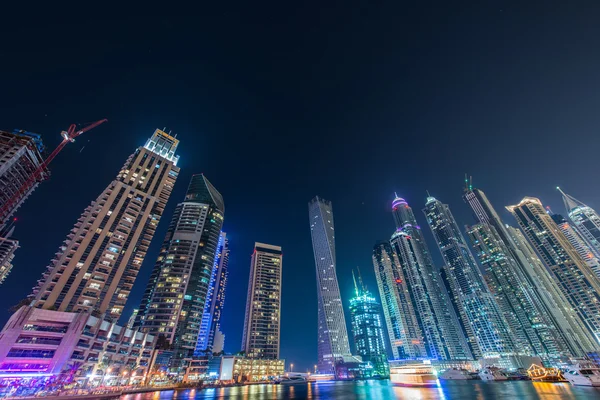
[0,130,48,226]
[196,232,230,355]
[551,213,600,278]
[349,271,388,377]
[32,129,180,320]
[389,195,471,360]
[309,196,351,373]
[136,173,224,364]
[423,195,516,359]
[507,197,600,348]
[372,241,425,359]
[241,243,283,360]
[557,187,600,258]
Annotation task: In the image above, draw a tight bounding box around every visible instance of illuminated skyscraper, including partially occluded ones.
[388,195,471,360]
[136,173,224,364]
[551,213,600,278]
[558,187,600,258]
[241,242,282,360]
[0,232,18,285]
[464,185,576,360]
[424,195,515,359]
[32,129,180,320]
[507,197,600,348]
[309,196,352,373]
[348,271,388,377]
[372,241,424,359]
[196,232,229,355]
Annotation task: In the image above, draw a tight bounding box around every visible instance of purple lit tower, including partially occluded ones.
[388,195,472,360]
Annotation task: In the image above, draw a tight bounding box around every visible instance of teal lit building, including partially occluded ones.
[348,273,389,377]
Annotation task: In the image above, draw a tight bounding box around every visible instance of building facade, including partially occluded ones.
[372,241,425,359]
[136,174,224,365]
[348,273,388,377]
[196,232,229,356]
[308,196,352,373]
[389,195,471,361]
[31,129,180,321]
[424,195,516,359]
[0,231,18,285]
[551,213,600,278]
[558,187,600,259]
[0,130,49,226]
[507,197,600,348]
[241,243,283,360]
[0,306,155,385]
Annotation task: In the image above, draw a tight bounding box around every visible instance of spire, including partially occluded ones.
[557,187,587,213]
[352,270,359,297]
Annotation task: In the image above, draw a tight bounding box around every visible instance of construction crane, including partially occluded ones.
[0,119,108,224]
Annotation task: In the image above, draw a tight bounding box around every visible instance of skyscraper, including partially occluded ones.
[241,242,282,360]
[388,195,471,360]
[557,187,600,258]
[309,196,352,373]
[136,173,224,364]
[0,130,48,225]
[424,195,516,359]
[465,185,593,358]
[372,241,425,359]
[348,271,388,377]
[0,232,18,285]
[507,197,600,348]
[196,232,229,355]
[551,213,600,278]
[32,129,180,320]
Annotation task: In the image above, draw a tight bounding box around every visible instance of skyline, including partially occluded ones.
[2,3,600,373]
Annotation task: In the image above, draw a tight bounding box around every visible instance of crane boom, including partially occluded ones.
[0,119,107,225]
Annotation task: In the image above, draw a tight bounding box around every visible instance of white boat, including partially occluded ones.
[439,368,473,380]
[479,366,508,381]
[563,362,600,387]
[278,376,307,385]
[389,362,438,386]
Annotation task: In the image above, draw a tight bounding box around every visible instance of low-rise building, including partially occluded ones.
[219,356,284,383]
[0,306,155,387]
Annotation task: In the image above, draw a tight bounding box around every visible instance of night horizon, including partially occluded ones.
[2,3,600,398]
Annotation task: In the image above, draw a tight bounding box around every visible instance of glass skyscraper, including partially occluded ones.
[348,272,388,377]
[388,195,471,360]
[551,213,600,278]
[136,173,224,365]
[507,197,600,348]
[558,187,600,258]
[424,195,515,359]
[196,231,230,355]
[309,196,352,373]
[464,186,576,360]
[32,129,180,320]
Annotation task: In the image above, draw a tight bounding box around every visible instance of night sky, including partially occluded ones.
[1,2,600,372]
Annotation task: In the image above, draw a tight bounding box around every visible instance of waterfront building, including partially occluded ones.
[348,271,388,377]
[372,241,425,359]
[241,243,283,360]
[136,174,224,365]
[558,187,600,258]
[551,213,600,278]
[423,195,516,359]
[196,232,229,355]
[218,356,285,383]
[389,195,472,361]
[308,196,352,373]
[0,130,48,226]
[507,197,600,348]
[0,306,155,386]
[31,129,180,321]
[465,184,593,358]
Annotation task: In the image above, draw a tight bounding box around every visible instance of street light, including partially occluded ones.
[290,364,294,373]
[314,365,317,374]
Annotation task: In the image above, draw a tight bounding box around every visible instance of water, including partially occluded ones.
[120,380,600,399]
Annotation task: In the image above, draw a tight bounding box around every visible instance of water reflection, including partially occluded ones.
[121,380,600,399]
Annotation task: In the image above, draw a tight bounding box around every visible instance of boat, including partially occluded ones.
[277,376,308,385]
[439,368,473,380]
[389,362,438,386]
[526,364,566,382]
[563,362,600,387]
[478,366,508,381]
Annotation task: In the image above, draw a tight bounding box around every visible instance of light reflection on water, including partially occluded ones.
[121,380,600,399]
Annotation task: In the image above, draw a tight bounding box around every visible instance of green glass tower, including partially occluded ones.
[348,271,389,377]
